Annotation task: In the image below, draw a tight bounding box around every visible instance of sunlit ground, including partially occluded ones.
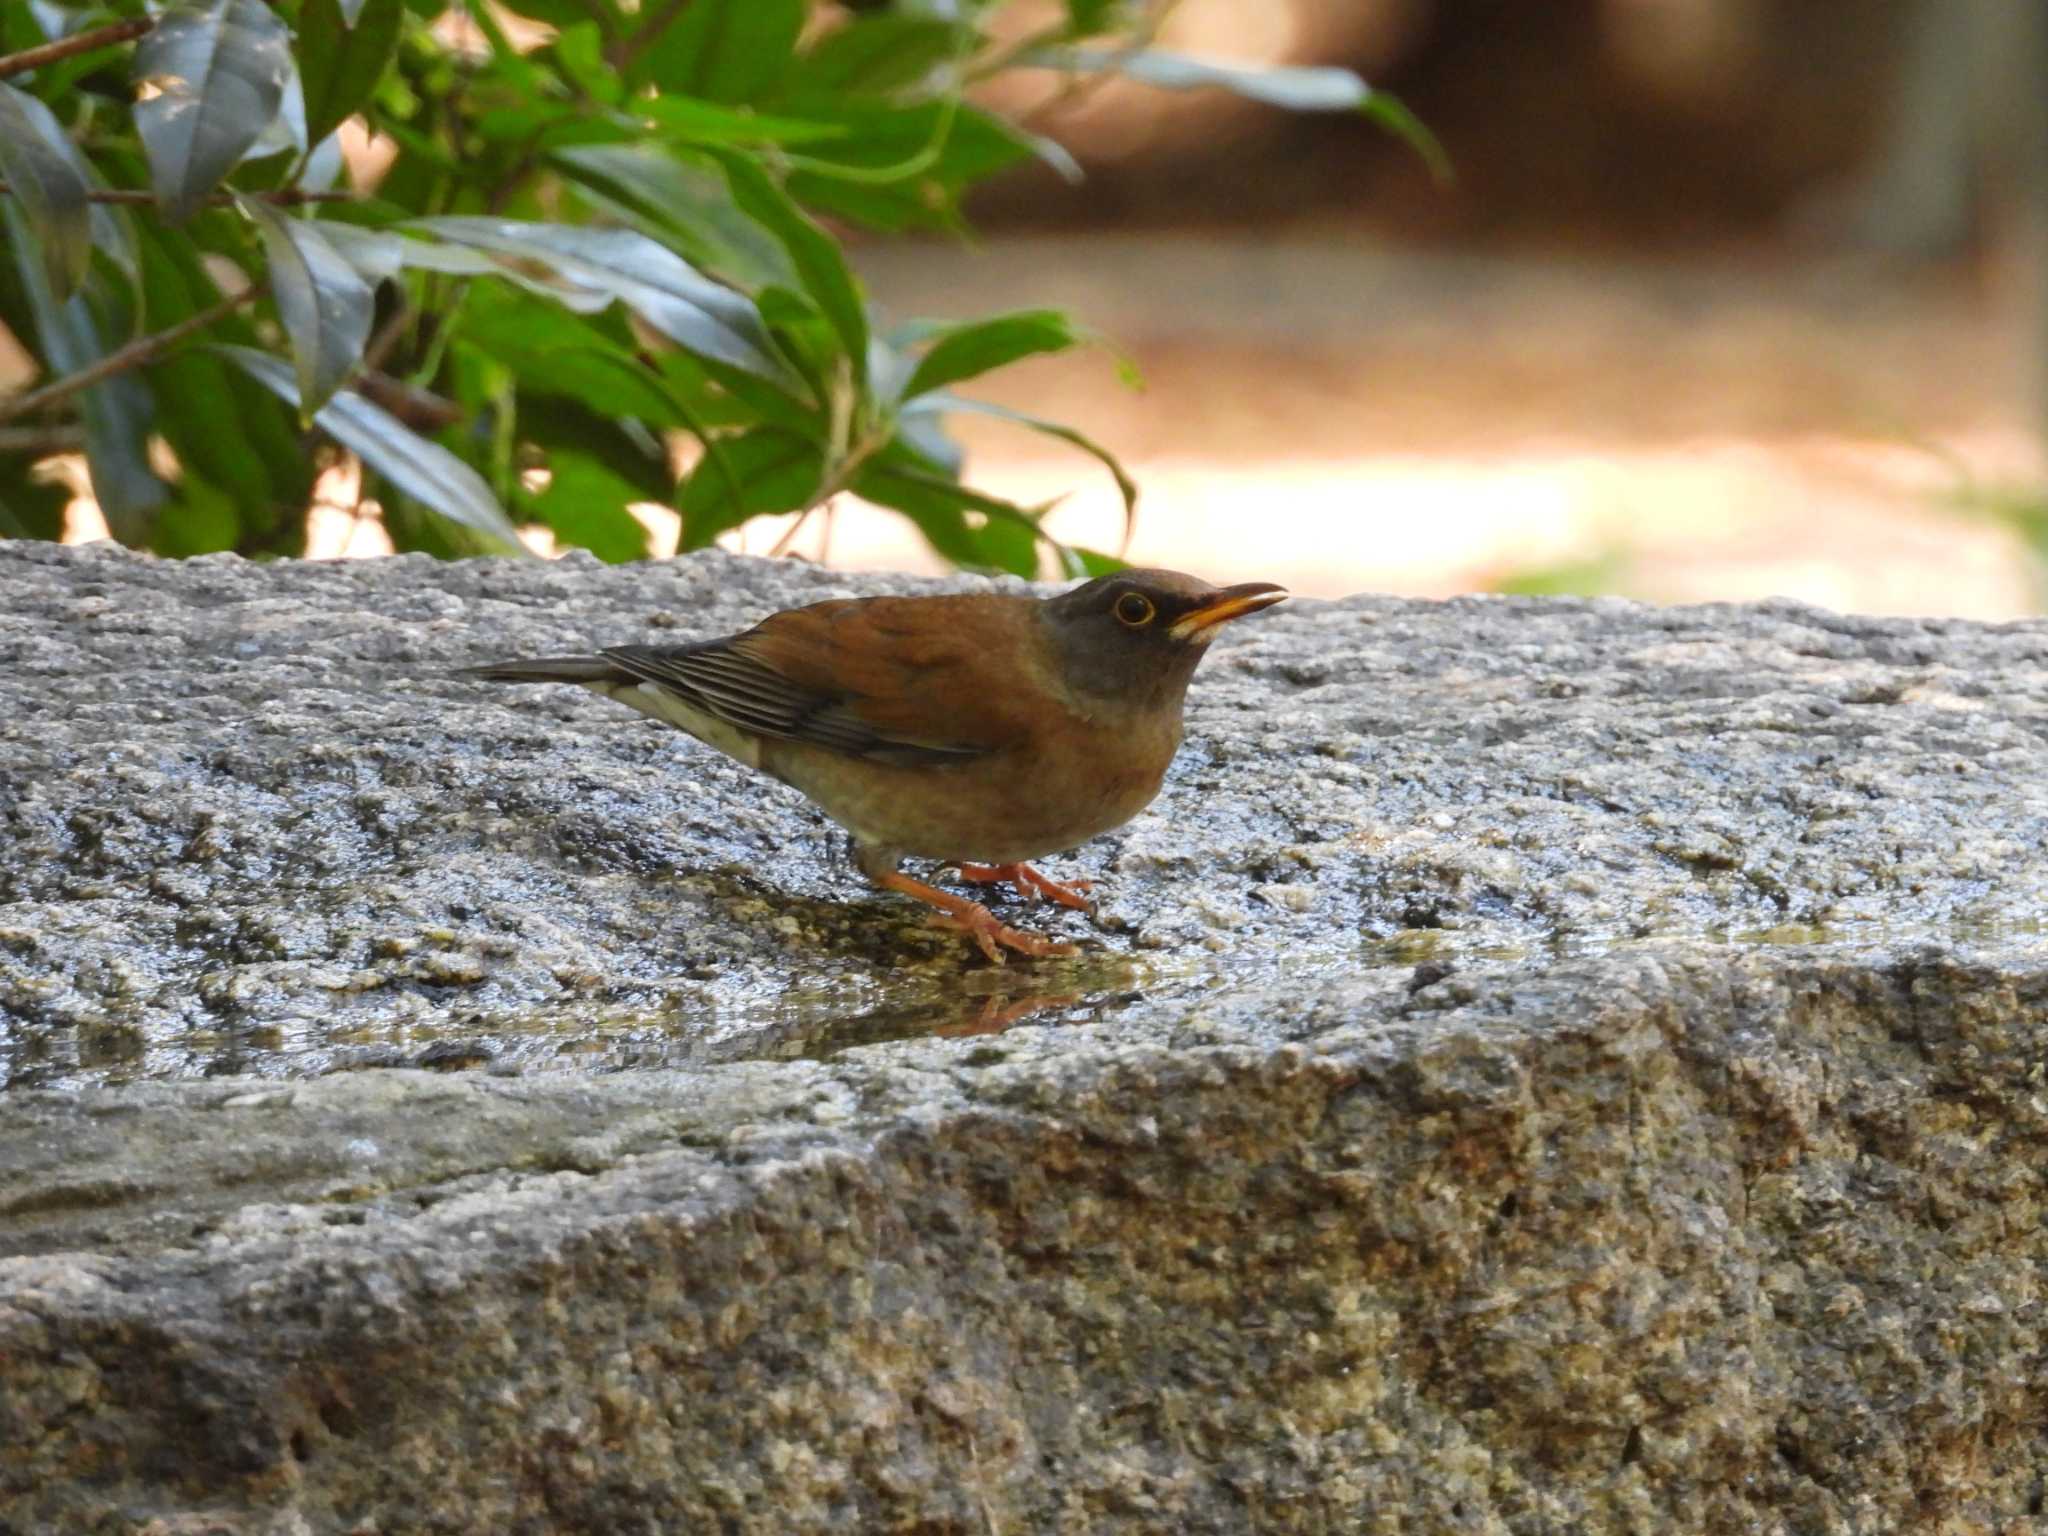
[51,234,2048,619]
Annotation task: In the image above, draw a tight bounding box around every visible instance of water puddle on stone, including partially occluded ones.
[6,917,2044,1091]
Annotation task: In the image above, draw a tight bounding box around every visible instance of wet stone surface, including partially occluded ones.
[5,541,2048,1533]
[4,539,2048,1086]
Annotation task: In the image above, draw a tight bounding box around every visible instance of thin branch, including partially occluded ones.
[0,16,153,81]
[0,280,266,426]
[0,182,359,207]
[767,498,824,559]
[0,423,85,455]
[360,300,416,376]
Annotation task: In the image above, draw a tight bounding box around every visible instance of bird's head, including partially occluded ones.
[1038,568,1288,710]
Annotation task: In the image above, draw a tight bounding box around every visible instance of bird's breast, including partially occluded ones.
[765,705,1183,866]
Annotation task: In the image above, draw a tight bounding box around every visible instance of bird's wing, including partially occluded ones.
[600,595,1034,767]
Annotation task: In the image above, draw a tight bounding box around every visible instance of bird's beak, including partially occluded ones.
[1170,582,1289,642]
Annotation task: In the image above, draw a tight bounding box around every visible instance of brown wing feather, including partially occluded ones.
[601,593,1037,767]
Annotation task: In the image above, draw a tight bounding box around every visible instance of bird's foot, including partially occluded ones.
[876,871,1079,963]
[952,861,1097,911]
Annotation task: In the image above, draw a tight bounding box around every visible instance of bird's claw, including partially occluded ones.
[876,869,1078,964]
[924,906,1078,964]
[952,861,1097,911]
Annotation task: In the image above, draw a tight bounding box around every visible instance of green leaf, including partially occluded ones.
[298,0,403,151]
[1067,545,1127,577]
[850,455,1046,577]
[754,284,840,407]
[3,204,168,542]
[221,343,528,552]
[551,20,621,107]
[241,201,373,414]
[133,0,295,223]
[713,150,867,376]
[134,225,311,541]
[405,216,791,383]
[635,97,848,148]
[553,143,797,291]
[901,309,1087,400]
[516,451,652,562]
[907,391,1136,547]
[676,426,823,549]
[893,406,962,477]
[663,351,826,436]
[460,286,683,426]
[783,103,1032,233]
[787,15,965,97]
[634,0,804,102]
[1033,46,1369,107]
[0,84,91,302]
[1027,47,1450,182]
[1357,93,1454,185]
[518,398,673,502]
[1062,0,1132,37]
[153,473,244,556]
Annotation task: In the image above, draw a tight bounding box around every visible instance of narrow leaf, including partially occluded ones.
[908,391,1138,548]
[676,426,823,549]
[407,216,790,382]
[134,0,294,223]
[634,0,804,102]
[901,309,1087,400]
[788,16,964,97]
[298,0,403,151]
[1062,0,1130,38]
[635,98,849,148]
[3,205,168,540]
[554,143,797,291]
[783,102,1033,234]
[1051,48,1371,108]
[241,201,373,414]
[135,224,311,530]
[0,83,91,301]
[221,343,528,551]
[316,222,406,283]
[851,456,1048,578]
[461,287,683,426]
[520,399,674,503]
[1067,545,1128,577]
[893,408,962,478]
[1028,47,1450,181]
[714,150,867,373]
[552,21,621,108]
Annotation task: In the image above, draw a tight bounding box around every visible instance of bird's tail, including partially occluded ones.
[458,655,622,685]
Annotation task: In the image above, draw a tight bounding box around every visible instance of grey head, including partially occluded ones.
[1037,567,1288,712]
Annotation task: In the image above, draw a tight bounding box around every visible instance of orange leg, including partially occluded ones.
[875,870,1078,963]
[952,862,1096,911]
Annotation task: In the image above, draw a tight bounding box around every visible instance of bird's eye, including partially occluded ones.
[1113,591,1156,627]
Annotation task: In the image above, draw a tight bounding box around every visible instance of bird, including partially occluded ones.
[462,568,1287,962]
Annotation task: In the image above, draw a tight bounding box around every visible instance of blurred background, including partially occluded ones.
[42,0,2048,616]
[784,0,2048,615]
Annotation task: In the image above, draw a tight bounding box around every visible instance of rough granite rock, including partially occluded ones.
[3,540,2048,1533]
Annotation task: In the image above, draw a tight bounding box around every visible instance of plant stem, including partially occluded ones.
[0,17,153,81]
[0,281,266,426]
[0,423,85,454]
[0,183,358,207]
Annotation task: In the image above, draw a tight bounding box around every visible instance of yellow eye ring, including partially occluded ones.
[1114,591,1156,627]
